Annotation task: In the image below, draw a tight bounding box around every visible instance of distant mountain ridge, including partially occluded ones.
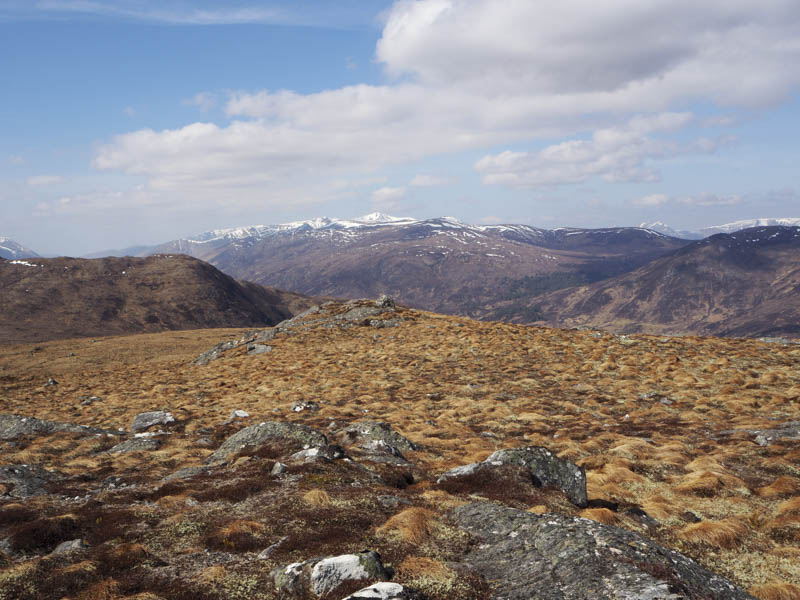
[139,213,689,318]
[640,217,800,239]
[521,226,800,338]
[0,237,39,260]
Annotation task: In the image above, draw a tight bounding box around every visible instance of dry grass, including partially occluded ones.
[377,507,437,545]
[678,518,750,549]
[302,489,332,506]
[0,303,798,595]
[757,477,800,498]
[579,508,619,525]
[750,583,800,600]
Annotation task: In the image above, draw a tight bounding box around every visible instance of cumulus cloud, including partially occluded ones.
[185,91,217,112]
[635,193,670,207]
[475,114,733,188]
[370,186,407,211]
[90,1,800,210]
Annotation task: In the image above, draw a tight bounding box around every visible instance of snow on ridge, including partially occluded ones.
[185,213,418,243]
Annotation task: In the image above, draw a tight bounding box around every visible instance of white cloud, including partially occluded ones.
[680,193,742,207]
[31,1,286,25]
[27,175,65,186]
[7,155,24,166]
[635,193,670,207]
[91,1,800,211]
[370,186,407,211]
[634,192,742,207]
[185,91,217,112]
[123,106,136,117]
[474,113,732,188]
[409,174,452,187]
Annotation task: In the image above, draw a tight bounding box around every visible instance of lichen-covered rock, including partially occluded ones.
[752,421,800,446]
[438,446,587,507]
[207,421,328,464]
[51,538,87,555]
[131,411,175,432]
[343,582,427,600]
[336,421,418,453]
[0,414,110,440]
[246,343,272,355]
[450,503,756,600]
[192,339,239,365]
[0,464,57,497]
[289,444,346,462]
[107,437,163,453]
[273,550,391,597]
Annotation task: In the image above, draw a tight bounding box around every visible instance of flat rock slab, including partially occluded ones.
[0,414,111,440]
[0,464,58,497]
[131,411,175,432]
[207,421,328,464]
[343,582,427,599]
[450,503,755,600]
[108,437,163,453]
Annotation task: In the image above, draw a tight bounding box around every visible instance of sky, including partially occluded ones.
[1,0,799,256]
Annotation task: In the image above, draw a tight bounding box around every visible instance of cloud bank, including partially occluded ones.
[88,0,800,213]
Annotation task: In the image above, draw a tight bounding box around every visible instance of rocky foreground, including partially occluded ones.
[0,299,799,599]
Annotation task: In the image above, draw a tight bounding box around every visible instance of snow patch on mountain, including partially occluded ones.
[0,238,40,260]
[640,218,800,239]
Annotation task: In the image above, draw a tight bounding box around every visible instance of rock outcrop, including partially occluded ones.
[206,421,328,464]
[439,446,587,507]
[273,550,391,597]
[0,414,112,440]
[450,503,755,600]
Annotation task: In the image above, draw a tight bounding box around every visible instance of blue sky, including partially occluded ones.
[1,0,799,255]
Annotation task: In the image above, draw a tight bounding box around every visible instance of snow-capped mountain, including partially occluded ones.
[639,218,800,239]
[0,237,39,260]
[141,214,689,318]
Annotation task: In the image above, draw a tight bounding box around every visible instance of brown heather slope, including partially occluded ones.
[498,226,800,338]
[0,300,799,598]
[0,255,317,344]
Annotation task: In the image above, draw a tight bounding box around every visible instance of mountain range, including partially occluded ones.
[517,226,800,338]
[3,214,798,339]
[137,213,688,318]
[640,218,800,239]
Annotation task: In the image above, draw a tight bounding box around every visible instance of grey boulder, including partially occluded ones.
[108,437,163,453]
[131,411,175,433]
[0,464,57,497]
[450,503,755,600]
[0,414,110,440]
[207,421,328,464]
[343,582,426,599]
[273,550,391,597]
[335,421,418,453]
[438,446,587,507]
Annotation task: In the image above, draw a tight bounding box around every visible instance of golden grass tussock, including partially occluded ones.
[756,476,800,498]
[641,496,674,520]
[673,470,746,496]
[749,583,800,600]
[678,517,749,549]
[579,507,619,525]
[397,556,454,580]
[377,507,437,545]
[528,505,548,514]
[302,488,332,506]
[776,496,800,517]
